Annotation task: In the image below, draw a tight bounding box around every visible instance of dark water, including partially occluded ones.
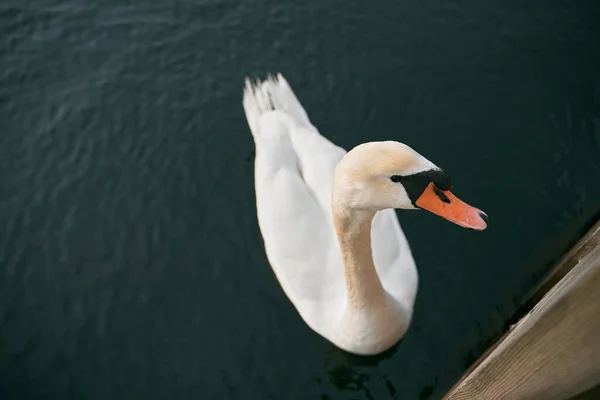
[1,1,600,399]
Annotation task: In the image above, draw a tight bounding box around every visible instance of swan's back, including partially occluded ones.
[243,75,347,216]
[243,75,348,329]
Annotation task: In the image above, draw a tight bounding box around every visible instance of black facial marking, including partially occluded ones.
[433,186,451,203]
[398,169,452,205]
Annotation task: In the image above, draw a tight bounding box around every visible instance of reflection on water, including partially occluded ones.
[321,342,440,399]
[322,343,397,399]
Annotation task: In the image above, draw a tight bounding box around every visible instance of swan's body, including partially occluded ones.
[243,74,487,355]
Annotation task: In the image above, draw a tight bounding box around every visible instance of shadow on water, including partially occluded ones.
[319,341,437,399]
[319,341,401,400]
[505,208,600,329]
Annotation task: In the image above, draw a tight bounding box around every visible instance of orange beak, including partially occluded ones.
[415,182,488,230]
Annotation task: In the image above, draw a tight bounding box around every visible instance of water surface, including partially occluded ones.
[1,0,600,399]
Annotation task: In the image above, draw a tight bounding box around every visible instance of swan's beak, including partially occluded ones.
[415,182,488,230]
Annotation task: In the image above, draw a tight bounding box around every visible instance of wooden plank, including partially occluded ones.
[444,220,600,400]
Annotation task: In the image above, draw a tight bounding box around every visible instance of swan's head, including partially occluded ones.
[333,141,488,230]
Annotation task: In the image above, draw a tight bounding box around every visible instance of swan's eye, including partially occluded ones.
[390,175,402,183]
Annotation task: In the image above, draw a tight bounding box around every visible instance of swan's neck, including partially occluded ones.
[333,206,386,309]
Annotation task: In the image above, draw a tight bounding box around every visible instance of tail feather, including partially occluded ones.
[242,73,313,139]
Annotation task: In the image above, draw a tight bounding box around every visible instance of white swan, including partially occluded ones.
[242,74,488,355]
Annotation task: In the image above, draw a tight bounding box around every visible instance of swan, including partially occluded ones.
[242,74,488,355]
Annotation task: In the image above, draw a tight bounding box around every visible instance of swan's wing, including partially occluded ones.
[244,78,343,304]
[252,113,341,303]
[248,74,348,223]
[371,209,418,314]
